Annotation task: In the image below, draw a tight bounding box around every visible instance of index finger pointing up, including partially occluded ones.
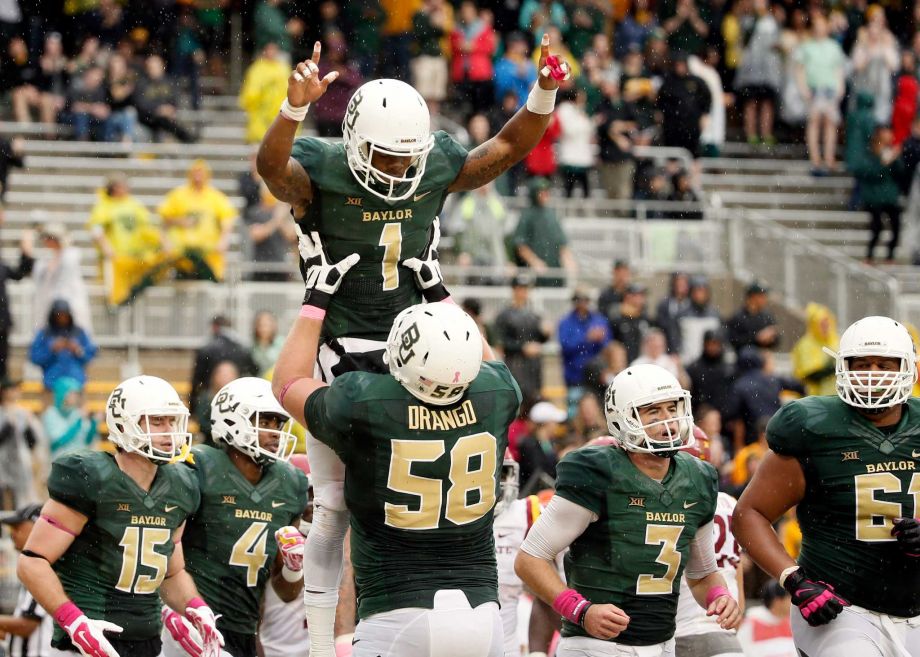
[540,32,549,59]
[311,40,322,65]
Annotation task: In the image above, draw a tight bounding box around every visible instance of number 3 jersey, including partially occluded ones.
[304,360,522,619]
[767,395,920,617]
[554,446,719,646]
[47,451,201,644]
[180,445,308,635]
[290,133,468,341]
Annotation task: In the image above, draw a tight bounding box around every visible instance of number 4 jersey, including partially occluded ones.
[47,451,201,645]
[554,446,719,646]
[304,360,522,619]
[767,395,920,617]
[180,445,309,635]
[290,132,468,341]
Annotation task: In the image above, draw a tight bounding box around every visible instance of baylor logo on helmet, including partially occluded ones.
[108,386,125,416]
[214,391,240,415]
[344,88,364,130]
[398,323,421,363]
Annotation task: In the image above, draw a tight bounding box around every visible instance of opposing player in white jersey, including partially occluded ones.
[675,427,744,657]
[493,452,545,657]
[258,453,312,657]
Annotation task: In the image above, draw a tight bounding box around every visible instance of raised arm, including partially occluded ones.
[448,34,568,193]
[256,42,339,218]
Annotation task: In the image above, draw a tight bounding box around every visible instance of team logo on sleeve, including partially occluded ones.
[842,450,860,461]
[628,497,646,507]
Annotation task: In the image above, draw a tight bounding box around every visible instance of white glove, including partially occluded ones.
[296,226,361,309]
[401,217,450,302]
[162,606,204,657]
[184,601,224,657]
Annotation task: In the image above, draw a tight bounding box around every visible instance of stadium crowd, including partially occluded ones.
[3,1,920,657]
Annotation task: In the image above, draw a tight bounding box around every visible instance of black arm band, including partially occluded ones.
[21,549,49,561]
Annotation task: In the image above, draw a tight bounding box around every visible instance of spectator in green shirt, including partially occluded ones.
[512,177,577,287]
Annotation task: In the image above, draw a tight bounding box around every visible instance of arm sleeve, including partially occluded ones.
[47,454,96,517]
[554,448,609,516]
[684,521,718,580]
[520,495,596,561]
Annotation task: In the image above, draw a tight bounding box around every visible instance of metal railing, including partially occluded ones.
[724,206,901,327]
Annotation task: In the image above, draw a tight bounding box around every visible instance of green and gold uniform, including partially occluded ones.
[554,446,719,645]
[768,396,920,617]
[181,445,309,637]
[304,361,522,619]
[291,133,468,340]
[47,451,200,649]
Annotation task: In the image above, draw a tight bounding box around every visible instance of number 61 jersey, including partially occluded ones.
[47,451,200,646]
[290,132,468,341]
[304,360,522,620]
[767,395,920,617]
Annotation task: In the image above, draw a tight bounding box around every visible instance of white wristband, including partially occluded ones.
[280,98,310,122]
[281,565,302,582]
[526,84,558,115]
[778,565,800,587]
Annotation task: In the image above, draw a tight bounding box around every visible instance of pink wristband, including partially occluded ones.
[41,514,78,537]
[186,597,207,610]
[442,296,456,305]
[706,585,732,607]
[53,601,82,627]
[300,304,326,320]
[278,378,302,407]
[552,588,591,625]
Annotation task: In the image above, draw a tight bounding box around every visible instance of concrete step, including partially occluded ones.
[8,172,242,195]
[701,172,853,191]
[716,189,849,210]
[3,189,245,210]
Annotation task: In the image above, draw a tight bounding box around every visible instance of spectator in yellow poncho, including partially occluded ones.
[88,174,164,305]
[791,302,839,397]
[239,41,290,144]
[904,321,920,397]
[158,159,237,281]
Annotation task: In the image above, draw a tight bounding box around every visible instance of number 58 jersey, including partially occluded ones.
[767,395,920,617]
[291,132,468,341]
[47,451,200,645]
[304,360,522,620]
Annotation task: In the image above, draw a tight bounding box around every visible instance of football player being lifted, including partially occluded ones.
[257,32,570,657]
[159,377,309,657]
[271,243,522,657]
[17,376,222,657]
[734,316,920,656]
[516,364,741,657]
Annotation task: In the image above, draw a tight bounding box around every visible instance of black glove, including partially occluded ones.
[782,569,849,627]
[401,217,450,303]
[296,226,360,310]
[892,517,920,556]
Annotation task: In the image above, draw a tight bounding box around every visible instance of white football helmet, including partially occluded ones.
[384,302,483,406]
[494,448,520,517]
[823,316,917,409]
[106,376,191,464]
[210,377,296,465]
[604,364,694,455]
[342,79,435,202]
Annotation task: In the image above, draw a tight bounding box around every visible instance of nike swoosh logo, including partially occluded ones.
[912,450,920,458]
[414,191,432,201]
[165,505,178,512]
[683,501,698,509]
[272,501,285,508]
[497,532,511,538]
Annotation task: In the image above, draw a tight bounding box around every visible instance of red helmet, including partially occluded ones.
[684,425,712,461]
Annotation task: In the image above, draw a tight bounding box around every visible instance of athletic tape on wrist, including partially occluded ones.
[705,585,732,607]
[281,98,310,122]
[526,84,558,115]
[779,565,800,588]
[281,565,302,582]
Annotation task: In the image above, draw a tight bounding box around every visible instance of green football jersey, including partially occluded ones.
[290,132,468,340]
[47,451,200,646]
[768,395,920,616]
[181,445,309,635]
[304,360,522,619]
[554,446,718,645]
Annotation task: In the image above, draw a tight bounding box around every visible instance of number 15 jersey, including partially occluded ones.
[304,361,522,619]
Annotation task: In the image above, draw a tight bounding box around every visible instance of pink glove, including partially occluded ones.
[54,601,123,657]
[334,634,354,657]
[162,606,204,657]
[184,598,223,657]
[275,525,305,573]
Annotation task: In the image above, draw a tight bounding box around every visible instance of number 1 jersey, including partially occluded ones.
[291,133,468,340]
